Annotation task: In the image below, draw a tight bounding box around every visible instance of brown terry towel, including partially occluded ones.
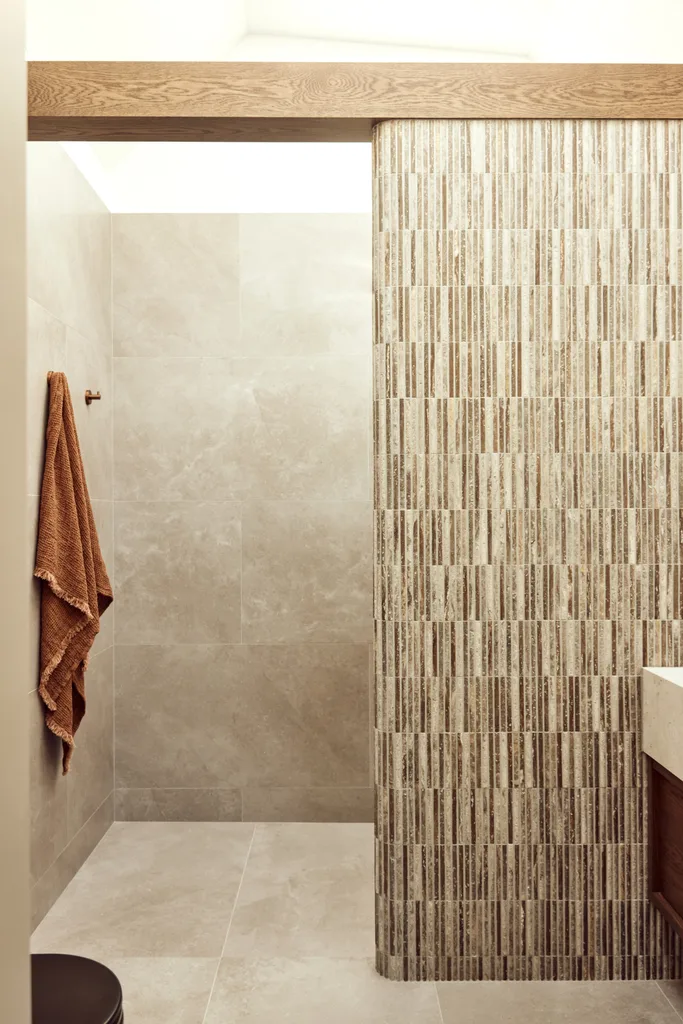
[35,371,113,774]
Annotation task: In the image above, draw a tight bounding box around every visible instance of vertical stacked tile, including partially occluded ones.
[373,120,683,980]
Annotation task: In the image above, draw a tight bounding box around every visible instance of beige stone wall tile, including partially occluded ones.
[115,644,370,790]
[242,500,372,644]
[239,213,371,357]
[115,501,241,644]
[113,214,239,357]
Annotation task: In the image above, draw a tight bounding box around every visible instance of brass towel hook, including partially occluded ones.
[85,390,102,405]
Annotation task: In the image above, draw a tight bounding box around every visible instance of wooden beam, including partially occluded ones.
[28,62,683,143]
[28,115,375,143]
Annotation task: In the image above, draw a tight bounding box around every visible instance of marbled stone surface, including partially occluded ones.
[239,214,371,357]
[241,500,373,644]
[114,354,370,502]
[112,214,373,823]
[114,214,239,358]
[373,119,683,979]
[32,822,254,958]
[27,142,111,350]
[27,300,66,499]
[32,822,683,1022]
[114,501,242,644]
[115,644,370,790]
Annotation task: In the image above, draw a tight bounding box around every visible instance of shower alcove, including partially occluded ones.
[27,60,683,984]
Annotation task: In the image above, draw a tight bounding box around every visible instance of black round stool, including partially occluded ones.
[32,954,123,1024]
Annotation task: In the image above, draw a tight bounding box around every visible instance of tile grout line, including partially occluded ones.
[109,498,373,506]
[201,824,257,1024]
[219,824,257,958]
[114,640,371,647]
[435,982,446,1024]
[656,981,683,1022]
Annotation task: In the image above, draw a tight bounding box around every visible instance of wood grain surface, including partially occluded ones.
[28,115,375,142]
[28,62,683,142]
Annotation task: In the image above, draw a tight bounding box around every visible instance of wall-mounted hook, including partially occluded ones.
[85,390,102,405]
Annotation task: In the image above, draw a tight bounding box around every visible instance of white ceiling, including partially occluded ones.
[244,0,683,62]
[246,0,539,57]
[229,35,527,62]
[26,0,683,61]
[27,0,247,61]
[26,0,538,60]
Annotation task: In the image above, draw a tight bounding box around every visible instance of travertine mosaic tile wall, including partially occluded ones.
[373,119,683,981]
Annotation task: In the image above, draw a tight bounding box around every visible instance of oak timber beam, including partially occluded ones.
[28,62,683,143]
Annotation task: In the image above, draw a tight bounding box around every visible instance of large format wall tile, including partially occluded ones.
[113,214,239,357]
[115,788,242,823]
[115,786,374,824]
[373,119,683,981]
[239,214,371,356]
[29,690,68,886]
[114,357,232,500]
[111,213,374,825]
[31,793,113,931]
[241,787,374,823]
[27,143,111,349]
[115,502,241,644]
[242,501,372,644]
[115,644,370,790]
[27,300,66,498]
[114,356,370,501]
[28,143,114,927]
[67,647,114,839]
[66,326,112,501]
[90,500,114,657]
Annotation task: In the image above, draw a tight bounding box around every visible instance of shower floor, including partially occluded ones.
[31,821,683,1023]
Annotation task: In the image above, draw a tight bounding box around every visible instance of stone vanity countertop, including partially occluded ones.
[642,667,683,781]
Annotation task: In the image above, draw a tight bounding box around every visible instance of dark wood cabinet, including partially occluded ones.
[648,756,683,939]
